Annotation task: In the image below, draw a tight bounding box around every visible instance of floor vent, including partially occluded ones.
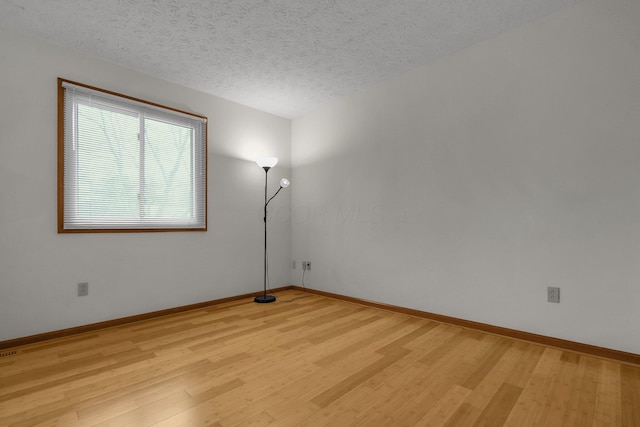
[0,350,18,358]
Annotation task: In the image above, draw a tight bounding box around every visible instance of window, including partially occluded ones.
[58,79,207,232]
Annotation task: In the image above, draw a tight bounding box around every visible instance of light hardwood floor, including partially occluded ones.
[1,290,638,426]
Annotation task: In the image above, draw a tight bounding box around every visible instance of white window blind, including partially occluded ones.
[59,80,207,232]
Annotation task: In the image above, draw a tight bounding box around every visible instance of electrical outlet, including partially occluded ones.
[303,261,311,271]
[547,286,560,303]
[78,282,89,297]
[292,260,297,269]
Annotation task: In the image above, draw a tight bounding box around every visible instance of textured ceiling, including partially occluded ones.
[0,0,580,118]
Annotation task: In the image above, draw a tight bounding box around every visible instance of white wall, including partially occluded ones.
[0,29,291,341]
[291,0,640,354]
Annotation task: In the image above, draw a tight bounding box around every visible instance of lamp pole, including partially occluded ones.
[255,165,275,303]
[254,157,289,304]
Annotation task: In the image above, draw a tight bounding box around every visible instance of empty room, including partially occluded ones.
[0,0,639,426]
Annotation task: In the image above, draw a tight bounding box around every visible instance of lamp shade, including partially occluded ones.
[256,157,278,168]
[280,178,290,188]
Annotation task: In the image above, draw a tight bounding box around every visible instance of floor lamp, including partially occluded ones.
[254,157,290,303]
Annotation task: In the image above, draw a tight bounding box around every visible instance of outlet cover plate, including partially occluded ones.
[78,282,89,297]
[547,286,560,303]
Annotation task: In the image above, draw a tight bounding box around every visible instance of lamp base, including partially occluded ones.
[254,295,276,303]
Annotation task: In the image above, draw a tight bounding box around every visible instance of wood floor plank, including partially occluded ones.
[503,348,565,427]
[621,363,640,427]
[502,341,545,388]
[0,291,637,427]
[1,359,214,426]
[592,361,622,427]
[562,356,600,426]
[472,382,523,427]
[415,384,473,427]
[265,401,320,427]
[375,336,494,424]
[314,317,420,368]
[462,338,513,390]
[92,389,194,427]
[441,338,524,426]
[310,350,409,408]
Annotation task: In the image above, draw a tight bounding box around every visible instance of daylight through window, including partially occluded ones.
[58,79,207,232]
